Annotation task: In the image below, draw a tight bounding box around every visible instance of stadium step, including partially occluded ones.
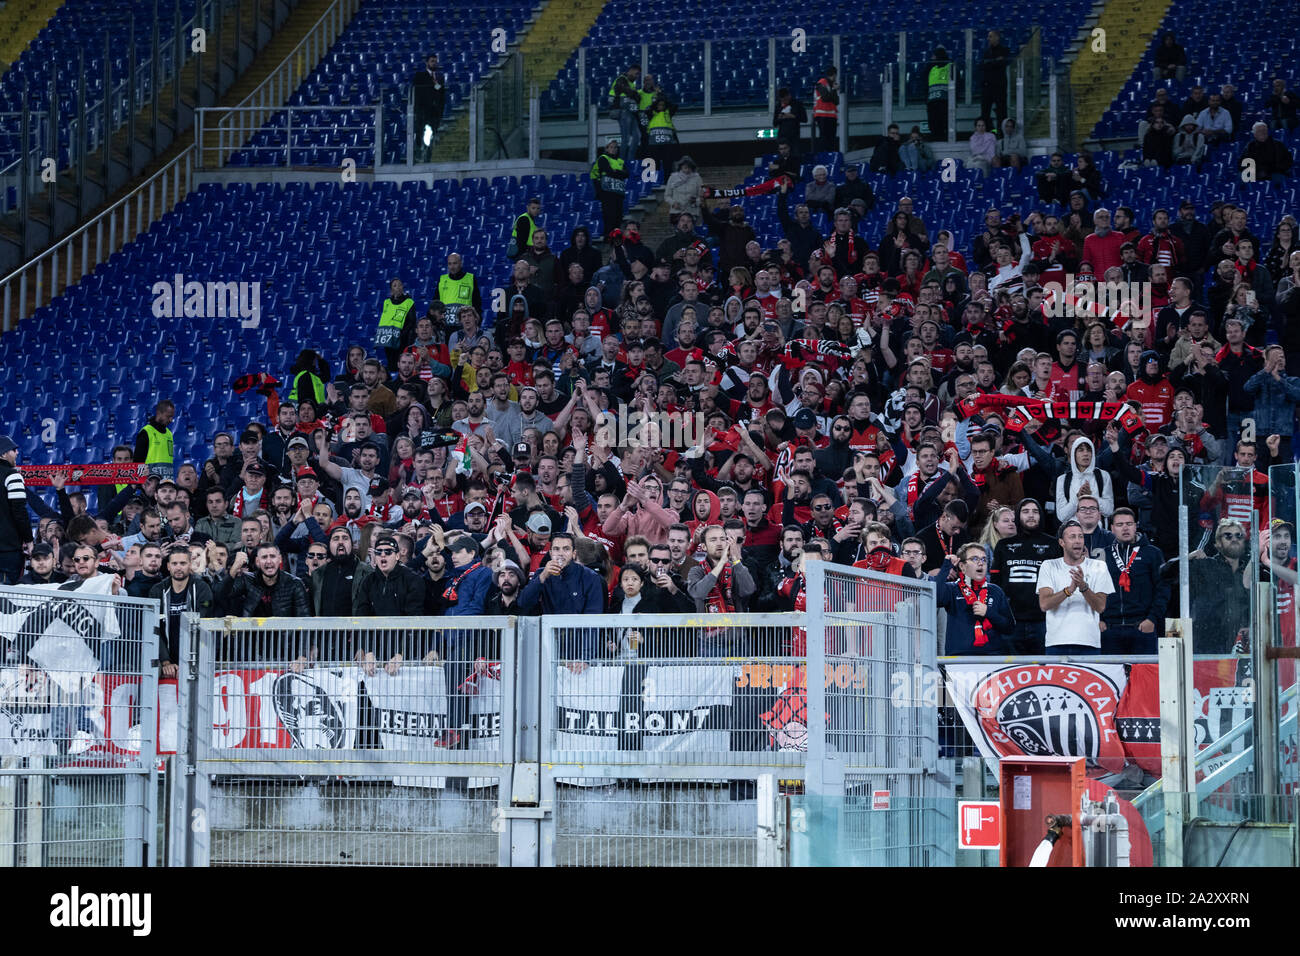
[1069,0,1175,143]
[425,0,608,164]
[517,0,608,98]
[0,0,65,72]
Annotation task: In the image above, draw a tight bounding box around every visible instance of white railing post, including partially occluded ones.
[577,46,586,123]
[947,72,956,143]
[835,35,846,155]
[882,64,893,133]
[703,40,711,117]
[406,89,414,166]
[964,28,973,106]
[468,86,478,163]
[767,36,776,117]
[1016,60,1025,132]
[529,89,540,162]
[897,31,906,109]
[1048,68,1058,150]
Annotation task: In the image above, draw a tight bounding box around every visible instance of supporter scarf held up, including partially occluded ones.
[957,574,991,647]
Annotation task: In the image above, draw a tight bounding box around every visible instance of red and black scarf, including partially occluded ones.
[1112,541,1138,592]
[699,557,735,613]
[959,394,1146,437]
[970,458,1015,489]
[443,560,483,603]
[907,469,942,511]
[934,520,956,560]
[957,574,991,646]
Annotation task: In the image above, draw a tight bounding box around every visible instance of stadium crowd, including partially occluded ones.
[2,92,1299,671]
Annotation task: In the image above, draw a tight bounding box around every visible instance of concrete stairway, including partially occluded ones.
[429,0,609,163]
[0,0,64,71]
[1069,0,1174,143]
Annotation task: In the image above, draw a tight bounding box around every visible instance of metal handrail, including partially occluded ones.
[199,0,361,169]
[0,0,219,181]
[1131,680,1299,810]
[0,146,195,331]
[197,103,378,167]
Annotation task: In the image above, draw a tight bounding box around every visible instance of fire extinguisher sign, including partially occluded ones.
[957,800,1001,849]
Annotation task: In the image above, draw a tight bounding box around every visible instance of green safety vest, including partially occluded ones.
[289,370,325,404]
[610,76,640,111]
[591,155,626,194]
[647,109,675,145]
[142,424,174,478]
[438,271,476,324]
[510,213,537,256]
[378,296,415,332]
[928,63,952,100]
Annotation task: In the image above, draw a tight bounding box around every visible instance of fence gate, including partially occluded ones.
[797,563,948,866]
[172,615,517,867]
[537,613,807,866]
[0,585,160,866]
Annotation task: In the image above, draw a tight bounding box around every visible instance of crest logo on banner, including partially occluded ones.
[272,672,348,749]
[948,663,1129,769]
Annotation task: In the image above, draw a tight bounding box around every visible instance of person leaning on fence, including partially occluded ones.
[931,542,1015,655]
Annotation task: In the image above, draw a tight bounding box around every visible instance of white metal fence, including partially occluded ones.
[1,565,941,866]
[0,584,160,866]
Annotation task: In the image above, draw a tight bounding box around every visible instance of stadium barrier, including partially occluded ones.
[0,584,161,866]
[158,564,941,866]
[173,615,516,867]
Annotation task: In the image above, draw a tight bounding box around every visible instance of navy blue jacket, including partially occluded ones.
[930,568,1016,655]
[1099,538,1169,629]
[443,561,494,616]
[520,560,605,659]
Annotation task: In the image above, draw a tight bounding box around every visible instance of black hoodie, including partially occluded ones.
[990,497,1062,623]
[558,227,602,288]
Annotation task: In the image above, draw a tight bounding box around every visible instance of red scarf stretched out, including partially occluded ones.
[959,394,1146,437]
[957,574,991,647]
